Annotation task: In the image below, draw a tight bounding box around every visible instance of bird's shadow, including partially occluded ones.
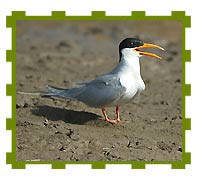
[31,105,101,125]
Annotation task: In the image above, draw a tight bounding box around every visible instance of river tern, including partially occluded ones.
[43,38,164,124]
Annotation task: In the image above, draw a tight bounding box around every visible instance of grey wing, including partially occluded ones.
[76,74,126,108]
[74,81,89,87]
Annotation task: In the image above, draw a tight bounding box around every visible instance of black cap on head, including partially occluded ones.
[118,38,144,61]
[119,38,144,51]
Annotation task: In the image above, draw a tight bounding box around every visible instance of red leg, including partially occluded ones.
[116,106,120,122]
[116,106,120,121]
[116,106,127,122]
[102,108,117,124]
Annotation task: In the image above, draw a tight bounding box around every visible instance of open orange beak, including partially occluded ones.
[134,43,164,59]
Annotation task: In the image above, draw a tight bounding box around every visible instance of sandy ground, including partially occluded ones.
[16,20,182,162]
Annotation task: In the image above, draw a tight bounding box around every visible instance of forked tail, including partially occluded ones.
[43,84,83,100]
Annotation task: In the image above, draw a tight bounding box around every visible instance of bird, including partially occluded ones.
[43,38,164,124]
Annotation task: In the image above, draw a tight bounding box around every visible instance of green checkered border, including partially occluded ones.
[6,11,191,169]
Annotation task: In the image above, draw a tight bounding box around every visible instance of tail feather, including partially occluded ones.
[17,84,83,101]
[43,84,83,100]
[45,84,65,94]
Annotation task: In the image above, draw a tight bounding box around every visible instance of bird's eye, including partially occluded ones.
[129,42,134,47]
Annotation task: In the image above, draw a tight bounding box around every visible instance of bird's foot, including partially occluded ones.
[105,118,128,124]
[105,118,118,124]
[116,118,128,123]
[116,119,127,123]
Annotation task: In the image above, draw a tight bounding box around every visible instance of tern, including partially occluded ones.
[43,38,164,124]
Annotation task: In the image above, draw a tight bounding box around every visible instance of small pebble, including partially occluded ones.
[43,119,49,126]
[178,147,182,152]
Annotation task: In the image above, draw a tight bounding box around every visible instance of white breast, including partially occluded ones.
[117,73,145,105]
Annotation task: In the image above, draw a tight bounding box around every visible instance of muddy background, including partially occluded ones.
[16,20,182,162]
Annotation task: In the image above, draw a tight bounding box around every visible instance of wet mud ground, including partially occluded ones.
[16,20,182,161]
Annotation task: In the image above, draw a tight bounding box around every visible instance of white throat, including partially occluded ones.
[112,48,142,78]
